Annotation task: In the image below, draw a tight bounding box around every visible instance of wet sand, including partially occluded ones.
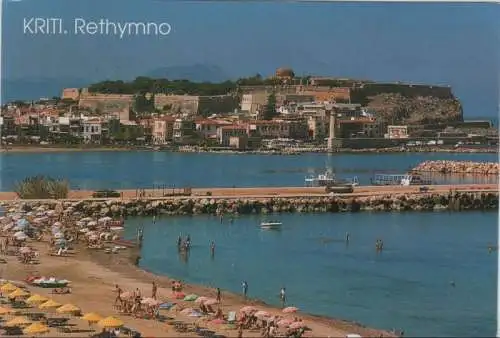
[1,241,395,337]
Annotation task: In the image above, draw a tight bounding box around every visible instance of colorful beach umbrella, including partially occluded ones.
[5,316,32,327]
[23,322,50,335]
[8,288,30,298]
[97,316,124,328]
[1,283,18,293]
[39,299,61,309]
[26,294,49,305]
[82,312,103,323]
[282,306,298,313]
[56,303,81,314]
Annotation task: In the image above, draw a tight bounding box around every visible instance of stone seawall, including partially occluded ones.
[4,192,498,216]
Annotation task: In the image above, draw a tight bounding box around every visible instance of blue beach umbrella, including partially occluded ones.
[16,219,29,227]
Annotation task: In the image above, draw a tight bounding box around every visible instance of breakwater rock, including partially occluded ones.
[413,160,499,175]
[4,192,498,217]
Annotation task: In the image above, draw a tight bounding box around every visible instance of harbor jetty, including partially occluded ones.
[413,160,499,175]
[1,184,497,216]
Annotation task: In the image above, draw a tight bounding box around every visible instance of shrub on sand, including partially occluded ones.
[14,176,69,199]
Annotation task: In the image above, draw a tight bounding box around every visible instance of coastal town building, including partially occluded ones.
[195,119,231,140]
[386,125,409,139]
[82,118,103,143]
[152,116,175,144]
[217,125,248,146]
[241,92,268,114]
[173,118,196,143]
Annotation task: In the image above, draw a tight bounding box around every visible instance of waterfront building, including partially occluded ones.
[173,118,196,143]
[152,116,176,144]
[217,125,248,146]
[82,118,103,143]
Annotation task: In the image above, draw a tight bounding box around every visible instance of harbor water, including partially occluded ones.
[123,211,497,337]
[0,151,497,190]
[0,151,497,336]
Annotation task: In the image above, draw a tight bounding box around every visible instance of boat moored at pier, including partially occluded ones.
[371,173,433,186]
[305,171,359,187]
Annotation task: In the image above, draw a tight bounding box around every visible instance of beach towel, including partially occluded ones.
[159,302,175,310]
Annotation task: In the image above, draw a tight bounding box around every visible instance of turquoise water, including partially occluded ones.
[124,211,497,337]
[0,151,497,190]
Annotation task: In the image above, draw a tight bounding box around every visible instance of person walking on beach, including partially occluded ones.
[279,287,286,308]
[242,281,248,300]
[114,284,122,308]
[216,287,221,303]
[151,281,157,299]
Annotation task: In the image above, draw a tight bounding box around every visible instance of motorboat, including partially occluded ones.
[260,221,282,229]
[305,171,359,187]
[304,171,336,187]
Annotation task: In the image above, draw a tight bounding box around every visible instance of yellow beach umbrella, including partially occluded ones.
[1,283,18,293]
[39,299,61,309]
[97,316,124,328]
[0,306,13,315]
[56,303,80,314]
[23,322,50,335]
[8,288,30,298]
[5,316,32,327]
[26,294,49,304]
[82,312,102,323]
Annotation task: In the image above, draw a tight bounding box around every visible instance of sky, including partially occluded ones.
[1,0,499,119]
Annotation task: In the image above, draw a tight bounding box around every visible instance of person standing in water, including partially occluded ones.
[177,234,182,248]
[242,281,248,300]
[279,287,286,308]
[153,215,156,224]
[210,241,215,257]
[345,232,350,243]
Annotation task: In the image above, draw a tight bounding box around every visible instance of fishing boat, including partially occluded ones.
[260,221,282,229]
[304,171,336,187]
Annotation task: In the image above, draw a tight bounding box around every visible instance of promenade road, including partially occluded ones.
[0,184,497,202]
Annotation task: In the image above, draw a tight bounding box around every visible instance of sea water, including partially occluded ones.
[0,151,497,190]
[123,211,497,337]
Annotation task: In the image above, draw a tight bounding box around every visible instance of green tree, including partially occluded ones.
[262,92,277,120]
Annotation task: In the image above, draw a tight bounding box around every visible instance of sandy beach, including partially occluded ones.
[0,240,395,338]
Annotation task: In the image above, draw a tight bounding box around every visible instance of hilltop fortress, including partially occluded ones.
[62,68,463,126]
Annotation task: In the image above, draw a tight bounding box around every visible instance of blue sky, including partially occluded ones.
[1,0,499,118]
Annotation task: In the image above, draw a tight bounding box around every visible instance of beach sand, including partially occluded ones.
[1,241,395,337]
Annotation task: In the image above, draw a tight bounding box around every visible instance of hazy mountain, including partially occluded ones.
[145,64,232,83]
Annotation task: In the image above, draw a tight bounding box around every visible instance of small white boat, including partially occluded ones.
[260,221,282,229]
